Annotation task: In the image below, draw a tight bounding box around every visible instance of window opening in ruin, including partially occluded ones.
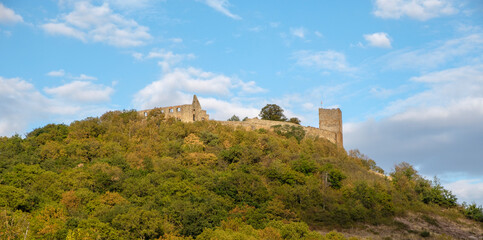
[177,107,181,112]
[193,114,195,121]
[169,109,173,113]
[161,110,164,113]
[144,112,147,117]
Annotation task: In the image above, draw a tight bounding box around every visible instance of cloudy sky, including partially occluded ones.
[1,0,482,205]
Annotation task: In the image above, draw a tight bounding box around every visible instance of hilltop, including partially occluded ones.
[0,110,481,239]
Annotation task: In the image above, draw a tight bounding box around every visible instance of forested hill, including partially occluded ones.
[1,110,482,239]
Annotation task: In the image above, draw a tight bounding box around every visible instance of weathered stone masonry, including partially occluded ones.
[138,95,343,148]
[319,108,343,147]
[137,95,209,122]
[220,117,342,147]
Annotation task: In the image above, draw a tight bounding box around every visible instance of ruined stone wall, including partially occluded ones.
[191,95,208,121]
[219,119,339,146]
[135,95,341,147]
[319,108,342,147]
[304,126,338,144]
[138,95,209,123]
[138,104,195,122]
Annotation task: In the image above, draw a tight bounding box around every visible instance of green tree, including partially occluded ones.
[462,203,483,222]
[288,117,301,125]
[259,104,287,121]
[0,209,31,240]
[227,115,240,121]
[321,164,346,189]
[272,125,306,143]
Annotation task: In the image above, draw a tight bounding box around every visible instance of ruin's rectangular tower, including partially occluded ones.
[319,108,343,147]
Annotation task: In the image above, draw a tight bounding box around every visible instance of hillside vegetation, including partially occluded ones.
[0,110,481,239]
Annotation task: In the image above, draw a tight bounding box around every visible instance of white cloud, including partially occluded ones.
[0,77,54,136]
[364,32,392,48]
[59,0,161,10]
[198,97,260,120]
[314,31,323,38]
[44,80,114,103]
[290,27,307,39]
[380,33,483,70]
[133,48,266,120]
[105,0,157,9]
[446,179,483,205]
[293,50,354,72]
[42,1,151,47]
[133,63,265,120]
[134,67,266,109]
[47,69,66,77]
[147,50,194,60]
[384,65,483,116]
[47,69,98,80]
[234,80,266,94]
[134,49,196,72]
[0,3,23,24]
[73,74,97,81]
[345,65,483,178]
[133,66,264,120]
[199,0,241,20]
[373,0,458,21]
[134,67,234,109]
[42,22,87,41]
[0,77,98,136]
[411,64,483,83]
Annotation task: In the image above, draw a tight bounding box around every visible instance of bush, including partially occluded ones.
[321,164,346,190]
[227,115,240,121]
[219,145,243,164]
[291,156,317,175]
[288,117,301,125]
[420,230,430,237]
[272,125,306,143]
[462,203,483,222]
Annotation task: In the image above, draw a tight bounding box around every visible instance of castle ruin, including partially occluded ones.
[138,95,209,122]
[138,95,343,147]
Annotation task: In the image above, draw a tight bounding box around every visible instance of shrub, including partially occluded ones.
[420,230,430,237]
[462,203,483,222]
[272,125,306,143]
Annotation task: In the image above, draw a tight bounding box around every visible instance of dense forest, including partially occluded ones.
[0,109,481,239]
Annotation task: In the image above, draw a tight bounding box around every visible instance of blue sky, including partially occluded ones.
[1,0,482,205]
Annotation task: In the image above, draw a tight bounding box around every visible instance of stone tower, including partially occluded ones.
[319,108,343,147]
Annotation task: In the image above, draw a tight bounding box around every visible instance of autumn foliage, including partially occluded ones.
[0,110,474,239]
